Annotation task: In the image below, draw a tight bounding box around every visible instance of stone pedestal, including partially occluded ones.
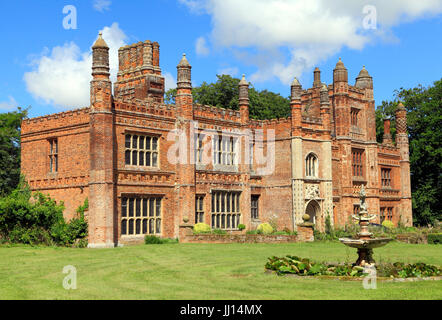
[179,223,194,243]
[297,223,314,242]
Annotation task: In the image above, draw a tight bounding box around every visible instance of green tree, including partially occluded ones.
[376,79,442,226]
[0,108,28,196]
[164,74,290,120]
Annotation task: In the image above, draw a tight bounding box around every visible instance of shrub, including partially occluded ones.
[0,187,88,247]
[382,220,395,229]
[193,223,211,234]
[427,233,442,244]
[238,224,246,231]
[145,235,164,244]
[257,223,273,235]
[212,229,227,235]
[246,230,259,235]
[144,236,178,244]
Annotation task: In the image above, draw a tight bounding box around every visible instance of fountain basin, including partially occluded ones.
[339,238,393,249]
[339,237,393,266]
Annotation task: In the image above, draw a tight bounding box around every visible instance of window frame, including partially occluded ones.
[121,196,162,236]
[48,138,58,173]
[211,191,241,230]
[381,168,392,188]
[305,153,318,178]
[195,195,205,224]
[124,133,159,168]
[251,195,260,220]
[352,149,365,178]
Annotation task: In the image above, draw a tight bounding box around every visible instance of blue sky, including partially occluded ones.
[0,0,441,118]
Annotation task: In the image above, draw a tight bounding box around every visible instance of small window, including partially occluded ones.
[351,109,359,126]
[251,195,259,220]
[381,168,392,188]
[195,196,204,223]
[305,153,318,177]
[352,149,364,178]
[49,139,58,173]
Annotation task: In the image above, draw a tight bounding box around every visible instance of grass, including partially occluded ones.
[0,241,441,300]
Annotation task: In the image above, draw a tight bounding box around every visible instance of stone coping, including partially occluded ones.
[264,269,442,282]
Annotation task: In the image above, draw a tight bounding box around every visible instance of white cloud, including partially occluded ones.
[24,23,127,109]
[93,0,112,12]
[163,72,177,91]
[0,96,18,112]
[195,36,210,56]
[217,67,239,77]
[180,0,442,84]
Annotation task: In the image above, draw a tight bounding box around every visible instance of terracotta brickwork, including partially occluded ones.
[21,35,413,247]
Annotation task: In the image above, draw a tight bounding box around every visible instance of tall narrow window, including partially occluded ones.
[305,153,318,177]
[49,139,58,173]
[251,195,259,220]
[381,168,392,188]
[121,196,162,236]
[351,108,359,126]
[195,196,205,223]
[211,191,241,229]
[352,149,364,178]
[125,134,159,167]
[194,134,205,165]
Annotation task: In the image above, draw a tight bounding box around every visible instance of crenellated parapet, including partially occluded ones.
[114,100,176,118]
[193,104,241,123]
[22,107,91,135]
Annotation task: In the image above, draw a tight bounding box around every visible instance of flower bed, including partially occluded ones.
[265,255,442,279]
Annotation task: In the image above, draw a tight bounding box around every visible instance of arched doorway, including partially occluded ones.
[305,200,320,224]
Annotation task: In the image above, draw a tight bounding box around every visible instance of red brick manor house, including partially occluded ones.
[21,33,412,248]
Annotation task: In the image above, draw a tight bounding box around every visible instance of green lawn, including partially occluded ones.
[0,241,441,300]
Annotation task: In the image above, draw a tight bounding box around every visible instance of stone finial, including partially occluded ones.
[239,74,250,104]
[355,65,373,89]
[177,53,192,90]
[92,31,110,78]
[239,74,249,86]
[333,57,348,83]
[92,31,109,49]
[291,77,302,100]
[177,53,191,67]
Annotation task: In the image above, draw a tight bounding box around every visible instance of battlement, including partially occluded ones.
[114,100,176,118]
[193,104,241,123]
[22,107,90,135]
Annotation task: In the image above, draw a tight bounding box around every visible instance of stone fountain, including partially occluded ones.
[339,186,393,266]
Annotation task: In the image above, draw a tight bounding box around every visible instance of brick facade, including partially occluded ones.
[20,35,413,247]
